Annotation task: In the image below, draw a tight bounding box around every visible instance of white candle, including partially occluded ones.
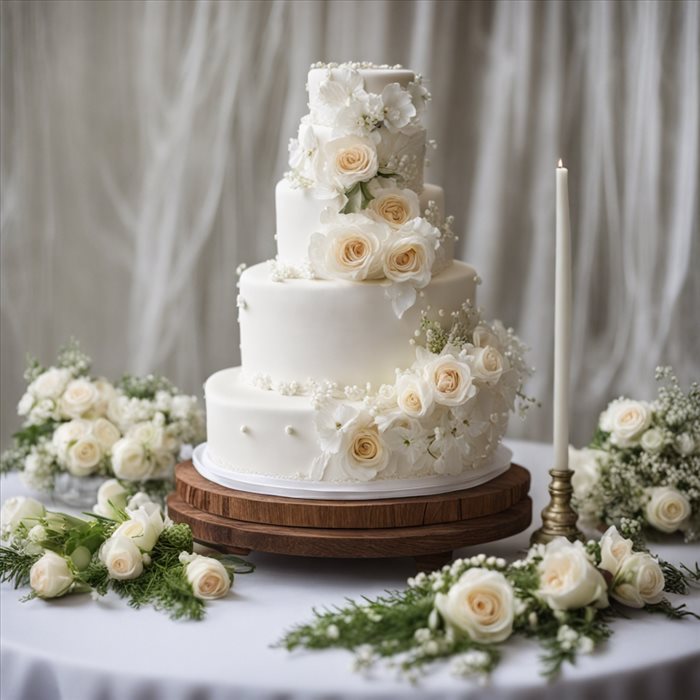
[554,159,571,471]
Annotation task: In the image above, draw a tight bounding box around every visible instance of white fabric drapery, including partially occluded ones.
[2,0,698,447]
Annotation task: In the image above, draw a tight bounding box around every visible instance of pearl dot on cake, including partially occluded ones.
[285,425,294,436]
[240,425,249,435]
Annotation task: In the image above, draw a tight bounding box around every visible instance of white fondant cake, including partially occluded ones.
[203,62,530,490]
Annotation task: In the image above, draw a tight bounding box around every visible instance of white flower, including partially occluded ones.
[91,418,121,450]
[17,392,34,416]
[308,213,388,281]
[151,450,176,477]
[611,552,665,608]
[288,119,320,180]
[317,66,365,110]
[180,553,231,600]
[52,419,91,456]
[66,437,102,477]
[470,346,505,384]
[599,399,652,447]
[674,433,695,456]
[314,403,362,454]
[30,551,74,598]
[568,447,604,501]
[435,568,515,643]
[644,486,691,534]
[94,479,128,519]
[0,496,46,540]
[323,135,379,190]
[113,507,163,552]
[100,535,144,580]
[395,373,434,418]
[381,82,417,132]
[424,353,476,407]
[537,538,608,610]
[598,526,634,577]
[380,415,431,475]
[640,428,665,453]
[342,418,390,481]
[59,378,100,419]
[28,524,47,543]
[366,183,420,228]
[335,94,384,136]
[127,422,165,450]
[472,325,502,350]
[111,438,151,481]
[30,368,71,400]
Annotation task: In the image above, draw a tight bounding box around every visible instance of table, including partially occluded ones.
[2,440,699,700]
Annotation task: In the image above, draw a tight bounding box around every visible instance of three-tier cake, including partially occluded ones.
[198,63,530,497]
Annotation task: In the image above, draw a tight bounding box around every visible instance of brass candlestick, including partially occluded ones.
[530,468,585,545]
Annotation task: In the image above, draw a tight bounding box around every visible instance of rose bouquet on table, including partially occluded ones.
[570,368,700,543]
[0,341,205,500]
[0,488,253,619]
[280,529,698,682]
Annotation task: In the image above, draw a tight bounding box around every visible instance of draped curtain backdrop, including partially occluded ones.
[2,0,698,448]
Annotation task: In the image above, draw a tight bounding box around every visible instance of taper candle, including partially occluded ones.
[554,159,571,471]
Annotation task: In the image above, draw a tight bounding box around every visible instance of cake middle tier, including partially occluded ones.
[238,260,477,389]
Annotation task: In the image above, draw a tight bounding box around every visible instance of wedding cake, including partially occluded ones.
[201,63,529,493]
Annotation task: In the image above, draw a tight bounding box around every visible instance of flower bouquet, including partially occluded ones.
[280,529,698,681]
[0,488,253,619]
[570,368,699,542]
[0,341,205,504]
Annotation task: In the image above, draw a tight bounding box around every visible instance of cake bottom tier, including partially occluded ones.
[205,367,511,485]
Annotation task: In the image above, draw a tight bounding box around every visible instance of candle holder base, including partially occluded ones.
[530,468,585,546]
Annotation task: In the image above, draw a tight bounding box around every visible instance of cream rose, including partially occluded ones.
[611,552,665,608]
[470,346,505,384]
[100,535,144,580]
[472,325,501,350]
[60,378,100,419]
[396,374,433,418]
[113,508,162,552]
[93,379,117,416]
[342,422,390,481]
[598,526,634,577]
[424,354,475,407]
[324,135,378,189]
[600,399,652,447]
[435,568,515,643]
[30,551,74,598]
[537,538,608,610]
[111,438,151,481]
[382,235,434,287]
[180,553,232,600]
[367,187,420,228]
[0,496,46,540]
[644,486,691,534]
[30,368,71,400]
[91,418,121,450]
[52,419,90,456]
[94,479,128,519]
[66,437,102,477]
[569,447,604,501]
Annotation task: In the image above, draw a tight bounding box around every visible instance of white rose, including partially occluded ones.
[30,367,71,400]
[324,135,379,189]
[94,479,128,519]
[100,535,144,580]
[396,374,433,418]
[600,399,652,447]
[308,214,388,281]
[60,378,99,419]
[472,325,501,350]
[0,496,46,539]
[180,553,231,600]
[91,418,121,450]
[93,379,117,416]
[127,422,165,450]
[113,507,162,552]
[435,568,514,643]
[537,538,608,610]
[674,433,695,456]
[29,551,74,598]
[17,392,34,416]
[342,421,390,481]
[598,526,634,577]
[382,233,435,288]
[367,186,420,228]
[641,428,665,453]
[424,354,475,407]
[66,437,102,477]
[111,438,151,481]
[470,346,505,384]
[611,552,665,608]
[644,486,691,534]
[569,447,604,500]
[52,419,90,456]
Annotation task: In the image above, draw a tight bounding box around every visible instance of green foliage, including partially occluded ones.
[0,545,41,588]
[117,373,177,400]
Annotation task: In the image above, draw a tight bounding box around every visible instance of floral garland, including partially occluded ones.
[570,368,699,543]
[308,301,534,482]
[0,341,205,496]
[0,490,253,619]
[280,528,698,682]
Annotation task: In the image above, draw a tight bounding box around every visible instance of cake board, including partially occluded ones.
[168,461,532,571]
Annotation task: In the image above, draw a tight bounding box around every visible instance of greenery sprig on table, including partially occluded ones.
[279,529,698,683]
[0,488,254,620]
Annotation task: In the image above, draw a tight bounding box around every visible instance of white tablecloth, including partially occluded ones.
[2,440,699,700]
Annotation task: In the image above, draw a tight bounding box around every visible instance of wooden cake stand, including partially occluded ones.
[168,461,532,571]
